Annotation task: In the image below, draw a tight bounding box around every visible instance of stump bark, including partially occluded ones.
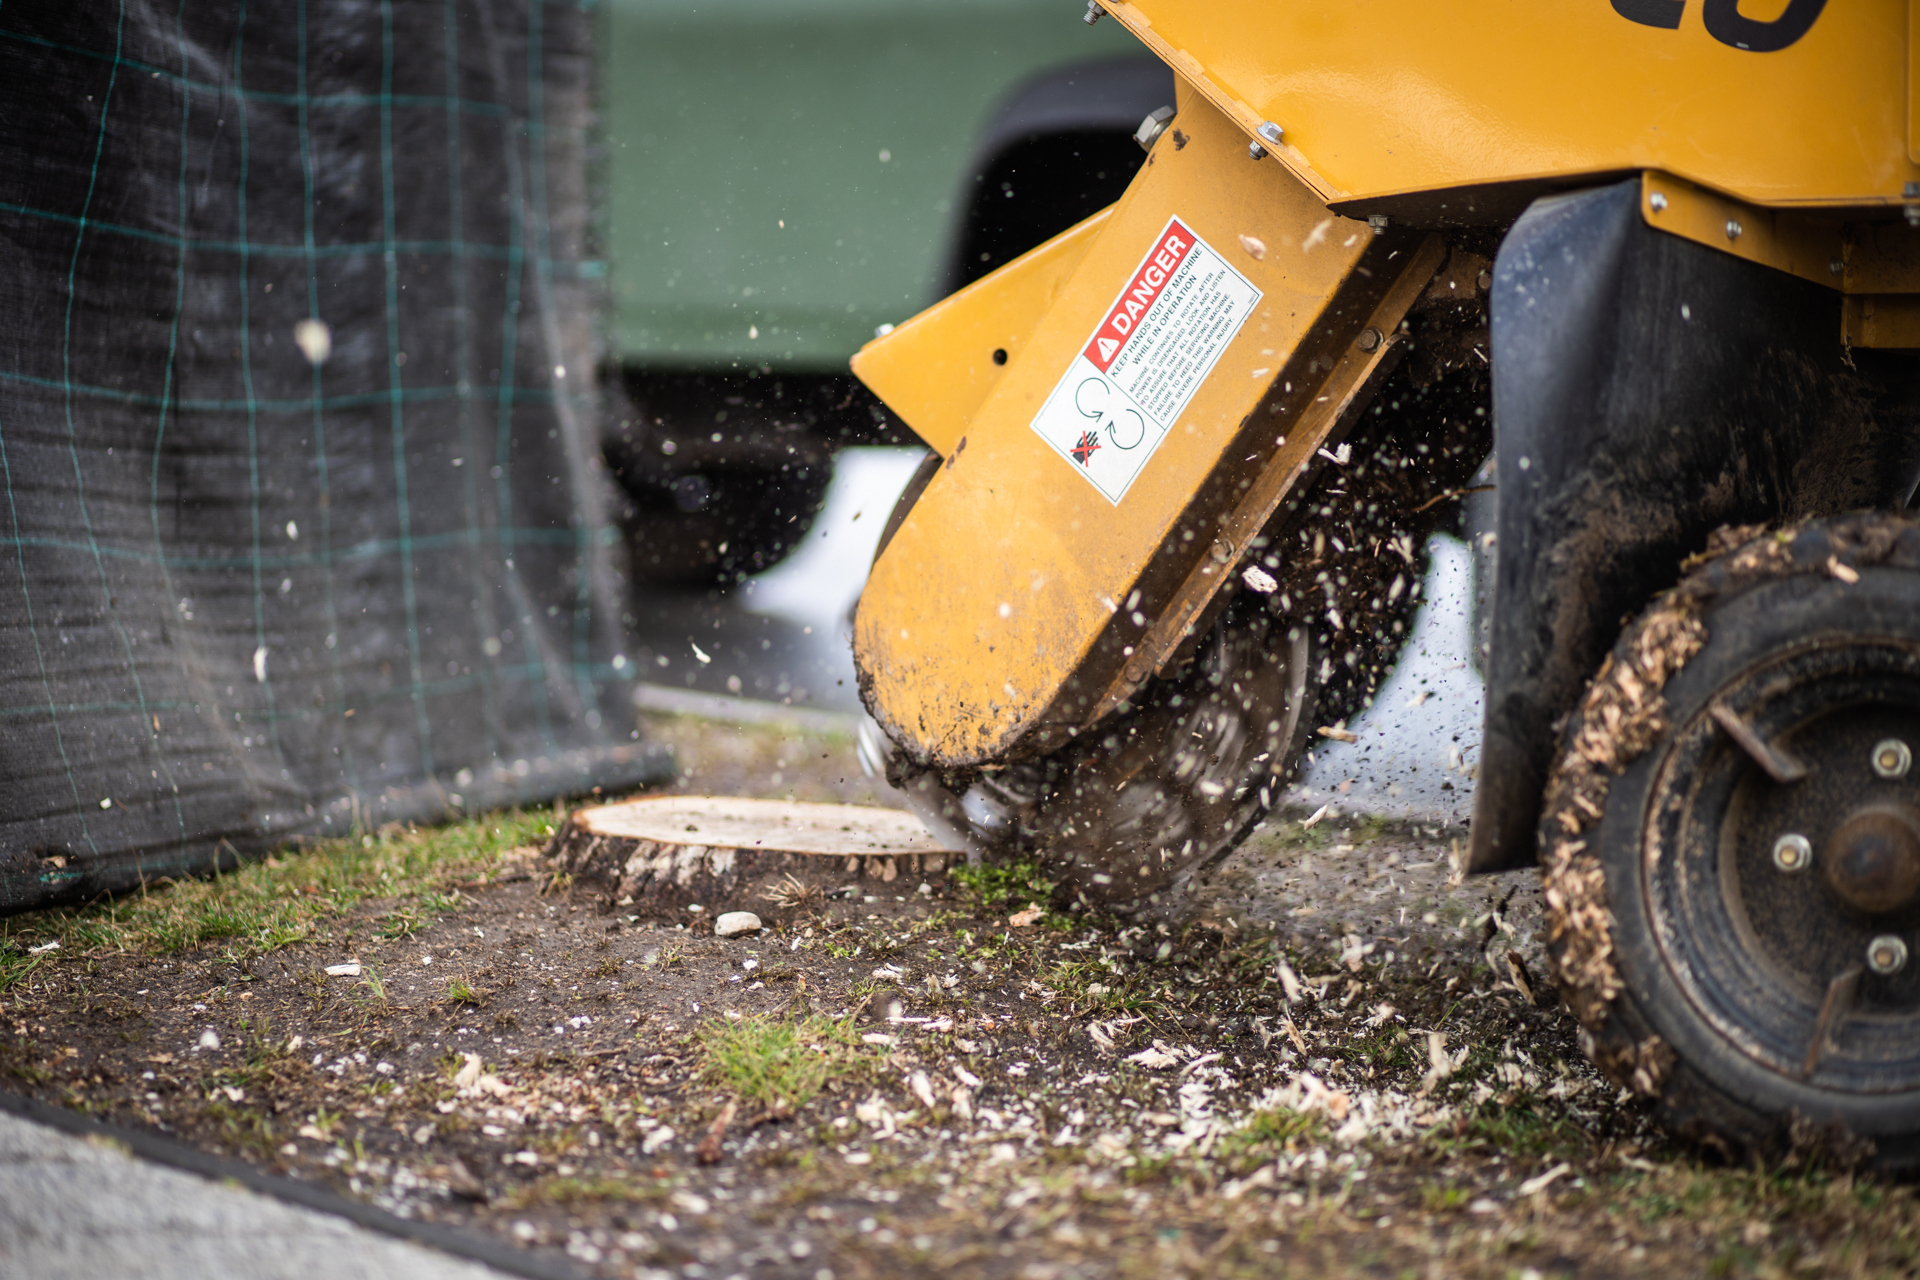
[543,795,958,925]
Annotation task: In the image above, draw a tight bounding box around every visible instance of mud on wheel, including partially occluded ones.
[1542,513,1920,1166]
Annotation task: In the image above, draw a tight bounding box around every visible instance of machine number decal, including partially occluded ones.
[1029,217,1260,504]
[1611,0,1826,51]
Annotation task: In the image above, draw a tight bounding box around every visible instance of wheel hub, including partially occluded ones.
[1822,803,1920,915]
[1644,634,1920,1089]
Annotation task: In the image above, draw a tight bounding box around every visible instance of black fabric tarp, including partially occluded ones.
[0,0,671,912]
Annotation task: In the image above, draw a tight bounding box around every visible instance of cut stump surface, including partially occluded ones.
[544,796,958,926]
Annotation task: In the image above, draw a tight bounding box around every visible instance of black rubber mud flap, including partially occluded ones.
[1469,179,1920,873]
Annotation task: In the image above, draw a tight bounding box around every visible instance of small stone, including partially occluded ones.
[714,911,762,937]
[197,1028,221,1052]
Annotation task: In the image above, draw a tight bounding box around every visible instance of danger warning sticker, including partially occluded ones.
[1029,217,1260,503]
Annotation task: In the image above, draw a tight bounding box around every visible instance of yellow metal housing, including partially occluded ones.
[1633,172,1920,346]
[853,81,1442,768]
[1639,171,1847,290]
[1844,295,1920,347]
[1102,0,1915,210]
[854,2,1920,775]
[1912,0,1920,164]
[853,210,1110,459]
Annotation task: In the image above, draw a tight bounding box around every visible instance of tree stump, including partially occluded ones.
[543,795,958,926]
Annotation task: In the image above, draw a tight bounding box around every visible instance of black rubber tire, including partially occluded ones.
[1542,513,1920,1167]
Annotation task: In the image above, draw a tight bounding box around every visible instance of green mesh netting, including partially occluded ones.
[0,0,669,911]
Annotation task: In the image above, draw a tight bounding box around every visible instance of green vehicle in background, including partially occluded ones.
[597,0,1167,583]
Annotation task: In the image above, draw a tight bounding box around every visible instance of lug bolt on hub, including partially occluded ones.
[1868,935,1909,976]
[1873,738,1912,779]
[1772,833,1812,872]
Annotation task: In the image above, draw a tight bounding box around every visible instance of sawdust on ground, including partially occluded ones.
[0,707,1912,1280]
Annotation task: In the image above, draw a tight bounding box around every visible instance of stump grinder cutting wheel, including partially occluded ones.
[846,0,1920,1162]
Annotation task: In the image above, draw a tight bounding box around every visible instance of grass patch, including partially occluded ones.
[952,859,1057,917]
[377,906,426,940]
[0,947,45,995]
[1418,1181,1472,1213]
[697,1013,882,1113]
[1611,1162,1920,1274]
[1429,1091,1597,1163]
[0,811,552,963]
[356,960,390,1010]
[1043,958,1151,1013]
[1213,1105,1323,1176]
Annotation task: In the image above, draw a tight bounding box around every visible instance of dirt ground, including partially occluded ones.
[1,707,1916,1279]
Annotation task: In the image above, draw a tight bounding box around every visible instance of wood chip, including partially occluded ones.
[696,1100,736,1165]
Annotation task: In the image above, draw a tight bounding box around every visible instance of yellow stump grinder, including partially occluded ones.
[850,0,1920,1163]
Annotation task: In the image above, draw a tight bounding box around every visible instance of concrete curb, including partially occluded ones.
[0,1089,582,1280]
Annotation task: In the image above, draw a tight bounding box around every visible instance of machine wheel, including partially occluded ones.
[1542,513,1920,1167]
